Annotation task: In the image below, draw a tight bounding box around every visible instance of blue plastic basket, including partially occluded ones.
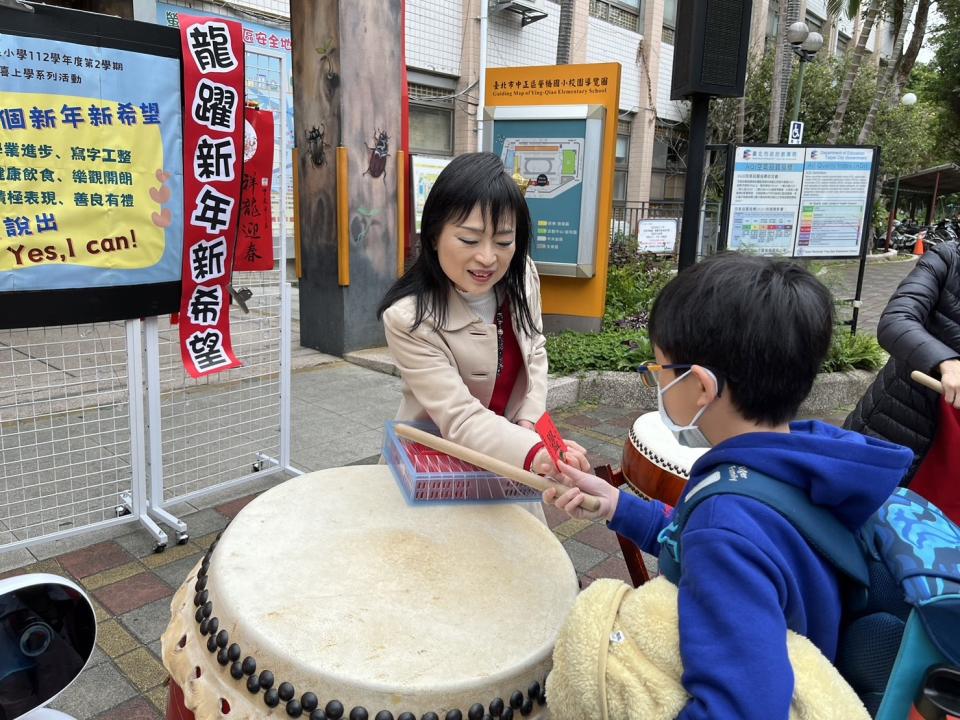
[383,421,541,504]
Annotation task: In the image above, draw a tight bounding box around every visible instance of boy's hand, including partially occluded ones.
[542,460,620,521]
[940,359,960,409]
[530,440,590,478]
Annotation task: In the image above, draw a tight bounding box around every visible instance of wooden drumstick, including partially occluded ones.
[394,423,602,513]
[911,370,944,395]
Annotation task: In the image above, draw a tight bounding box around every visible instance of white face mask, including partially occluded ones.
[657,368,717,449]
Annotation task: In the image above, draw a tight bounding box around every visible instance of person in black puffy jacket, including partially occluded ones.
[844,240,960,481]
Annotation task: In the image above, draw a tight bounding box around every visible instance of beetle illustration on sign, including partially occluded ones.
[363,128,390,182]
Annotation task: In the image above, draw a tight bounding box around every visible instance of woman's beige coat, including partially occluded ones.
[382,258,548,468]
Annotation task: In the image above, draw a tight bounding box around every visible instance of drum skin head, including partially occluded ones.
[162,466,577,719]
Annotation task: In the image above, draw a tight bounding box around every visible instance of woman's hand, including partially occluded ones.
[530,440,590,478]
[517,420,535,430]
[940,359,960,409]
[542,460,620,521]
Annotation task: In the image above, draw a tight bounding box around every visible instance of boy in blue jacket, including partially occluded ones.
[545,253,914,720]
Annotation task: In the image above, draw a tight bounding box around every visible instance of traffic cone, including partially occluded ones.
[914,233,926,255]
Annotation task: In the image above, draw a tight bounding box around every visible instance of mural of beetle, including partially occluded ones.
[307,123,329,167]
[363,128,390,182]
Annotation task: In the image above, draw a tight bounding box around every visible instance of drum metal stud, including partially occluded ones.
[519,699,532,716]
[216,629,229,648]
[199,618,209,635]
[349,707,368,720]
[526,683,539,702]
[445,711,462,720]
[201,601,213,618]
[242,656,257,675]
[195,576,207,592]
[287,699,304,717]
[259,669,275,689]
[217,647,229,666]
[397,713,415,720]
[194,589,208,607]
[325,700,344,718]
[421,713,439,720]
[279,681,295,701]
[488,698,503,717]
[230,661,244,679]
[246,673,260,693]
[206,635,218,653]
[509,692,523,710]
[374,712,393,720]
[310,711,327,720]
[301,692,319,712]
[264,688,280,707]
[227,643,241,662]
[207,617,220,637]
[501,709,513,720]
[194,606,204,623]
[468,704,484,720]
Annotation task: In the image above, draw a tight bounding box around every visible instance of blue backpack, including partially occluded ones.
[656,464,960,719]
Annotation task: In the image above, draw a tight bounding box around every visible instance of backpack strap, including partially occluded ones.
[657,464,870,587]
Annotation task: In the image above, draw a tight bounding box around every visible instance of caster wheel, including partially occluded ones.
[115,505,130,518]
[177,533,189,545]
[154,543,167,554]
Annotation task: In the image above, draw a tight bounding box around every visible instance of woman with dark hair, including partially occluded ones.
[378,152,589,476]
[845,240,960,521]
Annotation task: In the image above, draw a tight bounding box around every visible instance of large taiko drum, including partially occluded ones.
[161,466,578,719]
[621,412,708,507]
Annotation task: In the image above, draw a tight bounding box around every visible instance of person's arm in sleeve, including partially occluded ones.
[675,525,793,720]
[878,246,959,375]
[383,304,541,469]
[514,260,548,425]
[607,491,673,556]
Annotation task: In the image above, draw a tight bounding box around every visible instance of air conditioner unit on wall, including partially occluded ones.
[490,0,549,27]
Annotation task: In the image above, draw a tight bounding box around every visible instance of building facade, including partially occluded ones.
[58,0,896,216]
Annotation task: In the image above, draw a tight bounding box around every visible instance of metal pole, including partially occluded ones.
[928,171,942,225]
[789,59,807,126]
[678,94,710,271]
[476,0,489,152]
[885,173,900,250]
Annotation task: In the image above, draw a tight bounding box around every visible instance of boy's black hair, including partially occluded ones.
[649,253,834,426]
[376,152,536,334]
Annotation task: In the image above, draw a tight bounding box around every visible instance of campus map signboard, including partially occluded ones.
[0,6,183,329]
[724,145,879,258]
[485,107,604,278]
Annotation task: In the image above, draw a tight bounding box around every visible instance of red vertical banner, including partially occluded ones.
[234,107,275,271]
[178,15,244,378]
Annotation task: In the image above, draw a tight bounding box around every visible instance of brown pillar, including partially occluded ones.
[292,1,403,354]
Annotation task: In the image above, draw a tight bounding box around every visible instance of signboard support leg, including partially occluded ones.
[679,94,710,270]
[143,316,188,543]
[849,242,868,335]
[120,319,169,550]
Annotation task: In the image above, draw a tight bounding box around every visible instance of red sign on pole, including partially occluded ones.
[178,15,244,378]
[234,107,275,272]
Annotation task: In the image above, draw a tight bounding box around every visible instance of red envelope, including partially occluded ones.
[535,412,568,466]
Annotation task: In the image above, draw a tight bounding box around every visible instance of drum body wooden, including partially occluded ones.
[161,466,578,719]
[621,412,708,507]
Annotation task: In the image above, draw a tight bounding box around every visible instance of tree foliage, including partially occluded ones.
[711,53,948,177]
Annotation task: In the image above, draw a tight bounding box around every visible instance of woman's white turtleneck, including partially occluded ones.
[457,288,498,324]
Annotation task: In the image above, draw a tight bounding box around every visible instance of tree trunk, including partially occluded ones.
[827,0,880,143]
[896,0,930,88]
[767,0,799,142]
[857,0,919,143]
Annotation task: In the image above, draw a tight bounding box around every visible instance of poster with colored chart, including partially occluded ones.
[794,147,875,258]
[725,146,805,256]
[0,9,183,329]
[725,145,877,259]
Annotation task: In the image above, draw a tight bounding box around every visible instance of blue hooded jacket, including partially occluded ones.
[608,420,914,720]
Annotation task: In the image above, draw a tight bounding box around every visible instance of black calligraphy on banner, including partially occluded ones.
[177,14,244,378]
[234,107,274,271]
